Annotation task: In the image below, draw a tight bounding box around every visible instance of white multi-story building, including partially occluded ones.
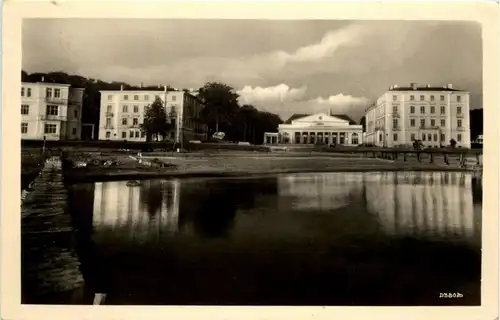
[98,86,206,143]
[364,83,471,148]
[21,80,85,140]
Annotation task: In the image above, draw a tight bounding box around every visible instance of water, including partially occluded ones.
[67,172,482,306]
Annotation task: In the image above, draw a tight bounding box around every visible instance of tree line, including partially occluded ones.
[22,71,283,144]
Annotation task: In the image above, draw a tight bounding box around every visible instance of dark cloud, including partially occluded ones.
[22,19,482,119]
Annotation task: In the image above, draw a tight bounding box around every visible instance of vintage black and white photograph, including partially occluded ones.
[16,15,486,308]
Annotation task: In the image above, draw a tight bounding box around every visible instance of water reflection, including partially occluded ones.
[79,172,482,246]
[278,172,481,242]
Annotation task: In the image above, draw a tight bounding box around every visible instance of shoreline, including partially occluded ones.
[63,165,481,184]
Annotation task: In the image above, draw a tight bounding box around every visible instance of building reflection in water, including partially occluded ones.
[92,179,181,239]
[278,172,480,242]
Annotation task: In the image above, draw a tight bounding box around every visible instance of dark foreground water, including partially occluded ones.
[66,172,482,306]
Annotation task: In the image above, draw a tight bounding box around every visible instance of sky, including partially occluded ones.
[22,19,482,121]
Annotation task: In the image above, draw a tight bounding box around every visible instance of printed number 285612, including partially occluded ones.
[439,292,464,298]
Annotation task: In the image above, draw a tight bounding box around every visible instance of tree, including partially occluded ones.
[359,116,366,132]
[140,96,172,142]
[449,139,457,148]
[198,82,240,138]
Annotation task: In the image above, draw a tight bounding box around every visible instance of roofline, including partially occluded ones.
[22,82,72,87]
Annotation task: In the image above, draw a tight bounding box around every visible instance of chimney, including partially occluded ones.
[120,84,123,91]
[164,85,167,92]
[410,82,417,90]
[447,84,453,89]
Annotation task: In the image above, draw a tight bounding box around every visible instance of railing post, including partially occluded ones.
[403,152,407,162]
[429,152,434,164]
[476,153,481,167]
[444,152,449,165]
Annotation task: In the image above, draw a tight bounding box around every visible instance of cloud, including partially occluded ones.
[237,84,307,105]
[309,94,370,106]
[235,84,370,121]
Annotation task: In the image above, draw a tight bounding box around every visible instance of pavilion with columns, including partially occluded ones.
[263,113,363,146]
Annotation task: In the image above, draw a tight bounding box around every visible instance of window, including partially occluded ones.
[430,106,435,114]
[133,118,138,125]
[457,106,462,114]
[430,95,435,101]
[457,119,462,127]
[144,95,149,100]
[107,105,112,112]
[21,123,28,134]
[392,106,398,113]
[393,133,398,141]
[141,131,146,138]
[46,105,58,115]
[410,106,415,114]
[420,106,425,114]
[457,95,462,102]
[122,132,126,139]
[440,134,445,141]
[44,124,57,134]
[172,95,177,102]
[441,119,445,127]
[440,106,446,114]
[392,119,398,129]
[21,87,25,96]
[54,88,61,98]
[433,134,438,141]
[410,119,416,127]
[123,105,128,113]
[133,105,139,113]
[411,133,415,141]
[74,110,78,117]
[108,95,113,100]
[135,131,140,138]
[122,118,128,125]
[410,95,414,101]
[46,88,52,97]
[420,95,424,101]
[457,134,462,142]
[72,127,77,135]
[431,119,435,127]
[21,105,29,115]
[422,133,426,141]
[27,88,31,97]
[106,131,111,138]
[106,118,112,126]
[440,95,445,101]
[134,95,139,100]
[420,119,425,127]
[428,134,432,141]
[351,133,359,145]
[124,95,129,100]
[129,131,134,138]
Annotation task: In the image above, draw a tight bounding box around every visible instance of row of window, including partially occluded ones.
[392,94,462,102]
[21,105,78,117]
[21,87,63,98]
[391,118,463,128]
[390,133,463,142]
[21,123,77,135]
[108,94,178,102]
[389,105,462,115]
[104,131,176,139]
[106,104,178,114]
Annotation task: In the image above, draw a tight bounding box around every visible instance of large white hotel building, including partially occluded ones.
[21,80,85,140]
[98,86,207,143]
[364,83,471,148]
